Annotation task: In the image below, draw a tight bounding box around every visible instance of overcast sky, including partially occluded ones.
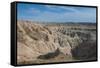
[17,3,96,23]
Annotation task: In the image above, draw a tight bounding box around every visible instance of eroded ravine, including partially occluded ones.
[17,21,96,64]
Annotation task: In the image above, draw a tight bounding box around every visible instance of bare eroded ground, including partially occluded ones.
[17,21,97,65]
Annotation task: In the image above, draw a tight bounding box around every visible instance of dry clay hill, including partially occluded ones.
[17,21,97,65]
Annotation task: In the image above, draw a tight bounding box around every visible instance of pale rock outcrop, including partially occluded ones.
[17,21,96,64]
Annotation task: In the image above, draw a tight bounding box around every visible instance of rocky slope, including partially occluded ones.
[17,21,97,64]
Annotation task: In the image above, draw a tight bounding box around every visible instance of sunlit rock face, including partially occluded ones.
[17,21,97,64]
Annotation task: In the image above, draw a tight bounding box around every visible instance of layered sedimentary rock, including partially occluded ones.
[17,21,96,64]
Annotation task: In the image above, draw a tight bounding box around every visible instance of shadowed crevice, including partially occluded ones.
[71,41,97,61]
[37,48,60,59]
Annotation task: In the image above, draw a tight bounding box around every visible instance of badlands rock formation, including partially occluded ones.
[17,21,97,64]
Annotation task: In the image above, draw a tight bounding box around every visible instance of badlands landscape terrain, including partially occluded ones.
[17,21,97,65]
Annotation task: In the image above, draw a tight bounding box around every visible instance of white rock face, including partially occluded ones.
[17,21,96,64]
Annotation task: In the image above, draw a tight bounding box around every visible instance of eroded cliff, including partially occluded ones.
[17,21,96,64]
